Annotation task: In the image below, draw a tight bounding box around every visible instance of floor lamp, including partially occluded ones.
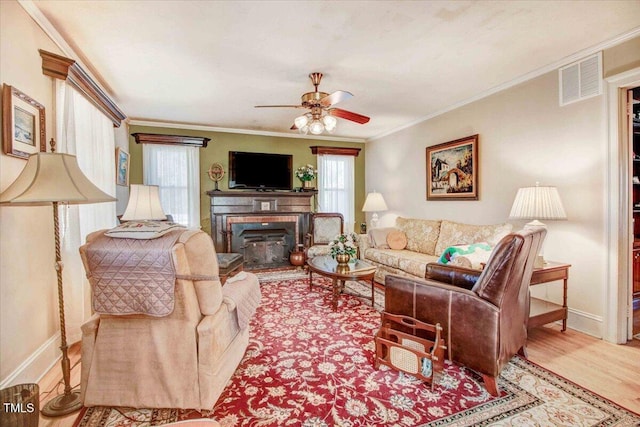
[0,147,115,416]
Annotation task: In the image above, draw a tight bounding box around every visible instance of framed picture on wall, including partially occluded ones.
[115,147,130,186]
[426,134,478,200]
[2,84,46,159]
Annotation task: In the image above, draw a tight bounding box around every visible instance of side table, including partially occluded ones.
[217,253,244,285]
[528,261,571,331]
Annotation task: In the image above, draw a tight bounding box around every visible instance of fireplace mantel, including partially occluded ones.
[206,190,317,257]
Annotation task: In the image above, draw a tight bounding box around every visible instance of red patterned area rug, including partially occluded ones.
[74,273,640,427]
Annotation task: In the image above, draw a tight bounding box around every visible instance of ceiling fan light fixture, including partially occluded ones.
[294,114,309,129]
[298,125,309,135]
[309,120,324,135]
[322,115,337,131]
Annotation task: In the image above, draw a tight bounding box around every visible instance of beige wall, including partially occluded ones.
[0,1,65,383]
[366,37,640,338]
[127,125,367,232]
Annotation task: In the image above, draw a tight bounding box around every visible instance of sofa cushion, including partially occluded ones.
[364,248,405,269]
[386,230,408,250]
[434,220,512,255]
[364,248,439,280]
[395,217,442,255]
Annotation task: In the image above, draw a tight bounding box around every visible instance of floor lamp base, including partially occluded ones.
[41,391,82,417]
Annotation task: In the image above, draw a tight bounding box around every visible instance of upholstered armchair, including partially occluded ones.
[305,212,344,259]
[79,228,261,409]
[384,228,546,396]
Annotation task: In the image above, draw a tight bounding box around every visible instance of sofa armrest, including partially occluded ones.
[425,263,481,290]
[357,233,371,259]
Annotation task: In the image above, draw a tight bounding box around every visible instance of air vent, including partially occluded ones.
[559,52,602,106]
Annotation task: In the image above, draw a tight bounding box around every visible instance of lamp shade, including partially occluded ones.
[509,184,567,220]
[362,192,388,212]
[0,152,115,205]
[121,184,167,221]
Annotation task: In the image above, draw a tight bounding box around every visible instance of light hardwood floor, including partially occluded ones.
[37,325,640,426]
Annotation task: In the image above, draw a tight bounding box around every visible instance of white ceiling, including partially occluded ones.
[29,0,640,141]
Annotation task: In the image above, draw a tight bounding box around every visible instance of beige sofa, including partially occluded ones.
[79,228,261,409]
[358,217,512,284]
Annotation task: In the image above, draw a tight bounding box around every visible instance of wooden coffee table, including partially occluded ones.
[307,256,377,311]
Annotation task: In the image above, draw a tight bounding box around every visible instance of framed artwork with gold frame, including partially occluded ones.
[426,134,478,201]
[2,84,46,159]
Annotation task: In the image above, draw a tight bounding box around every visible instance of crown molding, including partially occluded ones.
[39,50,126,127]
[128,119,366,143]
[368,26,640,142]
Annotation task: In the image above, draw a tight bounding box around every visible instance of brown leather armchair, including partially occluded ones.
[384,228,546,396]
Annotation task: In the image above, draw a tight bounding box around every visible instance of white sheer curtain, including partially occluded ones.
[56,80,116,342]
[317,154,355,232]
[143,144,200,228]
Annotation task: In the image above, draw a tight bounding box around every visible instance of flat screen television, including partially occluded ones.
[228,151,293,190]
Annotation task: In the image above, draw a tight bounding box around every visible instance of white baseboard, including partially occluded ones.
[567,307,603,338]
[0,333,61,389]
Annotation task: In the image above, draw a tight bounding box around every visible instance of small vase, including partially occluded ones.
[335,253,350,264]
[303,180,312,189]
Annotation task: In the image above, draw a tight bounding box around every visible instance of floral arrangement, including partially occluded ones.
[295,164,317,182]
[328,232,359,258]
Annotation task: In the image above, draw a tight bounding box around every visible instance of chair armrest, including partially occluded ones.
[425,263,481,290]
[304,233,313,248]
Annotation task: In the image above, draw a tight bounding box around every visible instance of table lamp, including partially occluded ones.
[509,182,567,267]
[0,145,115,416]
[362,191,388,229]
[120,184,166,221]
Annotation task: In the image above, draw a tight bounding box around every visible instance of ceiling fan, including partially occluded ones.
[255,72,370,135]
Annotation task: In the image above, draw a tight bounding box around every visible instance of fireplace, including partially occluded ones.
[207,191,316,269]
[227,215,299,270]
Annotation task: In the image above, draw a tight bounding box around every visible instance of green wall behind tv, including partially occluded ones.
[128,125,366,234]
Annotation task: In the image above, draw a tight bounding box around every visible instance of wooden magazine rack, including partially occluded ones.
[374,312,446,389]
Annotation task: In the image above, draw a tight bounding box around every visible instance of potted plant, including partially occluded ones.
[328,232,358,264]
[295,164,317,189]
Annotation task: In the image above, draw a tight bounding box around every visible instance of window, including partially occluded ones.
[317,154,355,232]
[56,80,117,339]
[143,144,200,228]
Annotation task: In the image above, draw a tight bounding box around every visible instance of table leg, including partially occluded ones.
[371,277,375,307]
[332,278,343,311]
[309,269,313,291]
[562,276,568,332]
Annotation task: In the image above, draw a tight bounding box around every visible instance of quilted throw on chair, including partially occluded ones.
[84,229,186,316]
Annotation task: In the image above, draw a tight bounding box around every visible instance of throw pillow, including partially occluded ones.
[105,221,185,239]
[438,242,492,270]
[368,227,396,249]
[386,230,408,250]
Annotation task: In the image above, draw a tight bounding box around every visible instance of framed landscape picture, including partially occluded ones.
[115,147,130,186]
[426,134,478,200]
[2,84,46,159]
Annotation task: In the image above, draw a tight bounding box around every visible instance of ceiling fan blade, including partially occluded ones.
[328,108,370,124]
[254,105,306,109]
[290,123,298,130]
[319,90,353,107]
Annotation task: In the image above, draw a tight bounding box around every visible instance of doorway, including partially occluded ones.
[631,86,640,340]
